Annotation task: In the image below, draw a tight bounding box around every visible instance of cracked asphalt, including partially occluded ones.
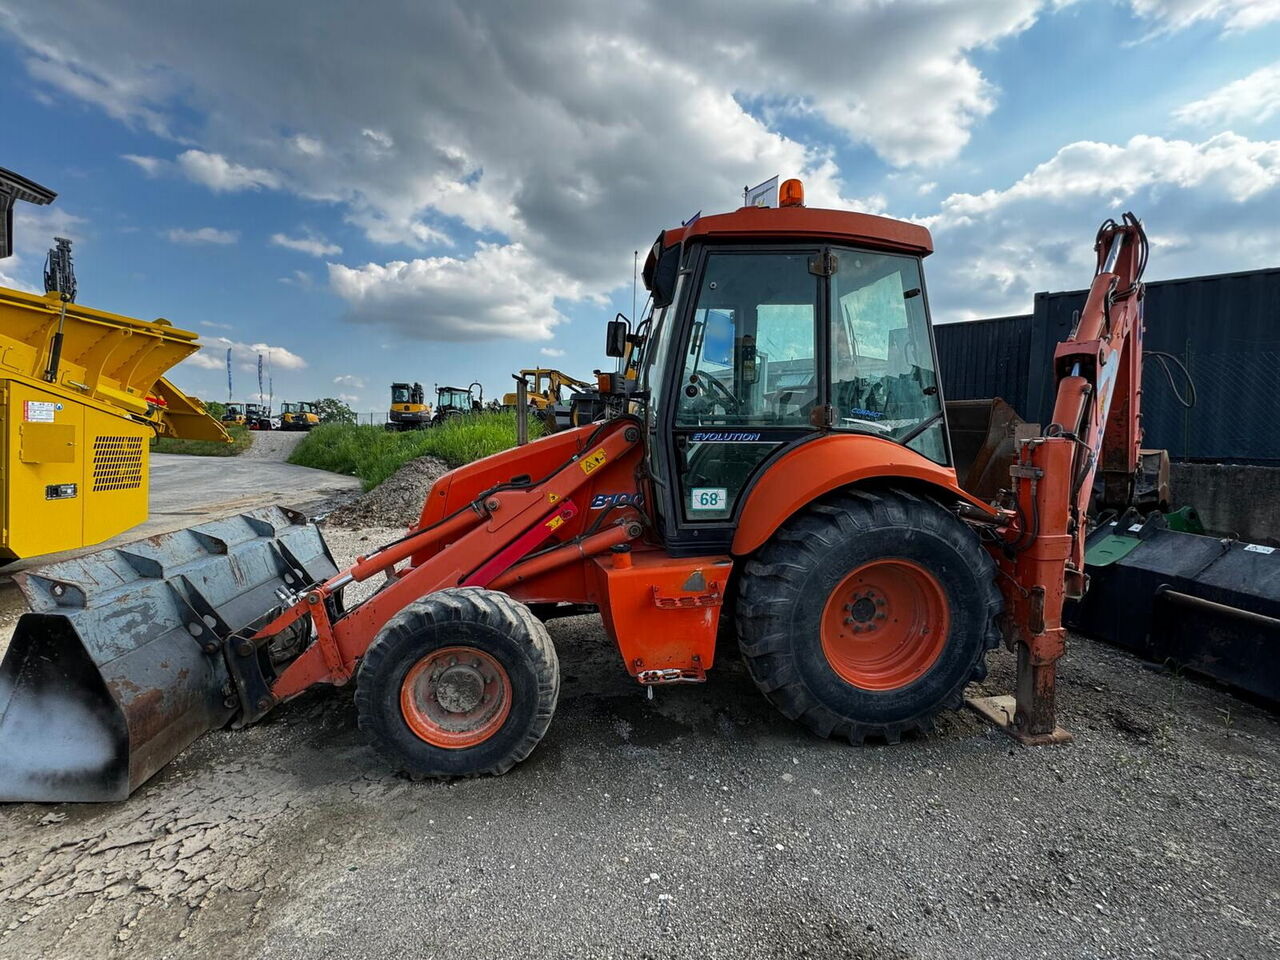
[1,521,1277,959]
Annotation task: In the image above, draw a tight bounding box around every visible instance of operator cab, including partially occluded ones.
[617,180,950,554]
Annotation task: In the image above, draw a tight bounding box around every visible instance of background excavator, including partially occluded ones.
[387,381,431,431]
[0,178,1199,801]
[279,400,320,431]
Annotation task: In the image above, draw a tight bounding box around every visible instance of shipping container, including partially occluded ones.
[938,266,1280,464]
[935,314,1032,417]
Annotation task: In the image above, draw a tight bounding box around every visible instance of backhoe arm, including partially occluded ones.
[1048,212,1149,591]
[979,213,1148,743]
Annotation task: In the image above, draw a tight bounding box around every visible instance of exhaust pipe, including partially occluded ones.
[0,507,336,802]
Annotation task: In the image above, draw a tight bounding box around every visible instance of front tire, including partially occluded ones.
[355,587,559,778]
[736,488,1000,744]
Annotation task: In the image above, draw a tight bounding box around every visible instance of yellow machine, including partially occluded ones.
[0,286,228,560]
[279,401,320,431]
[501,368,600,431]
[222,402,247,426]
[501,368,591,409]
[0,165,226,561]
[386,381,431,431]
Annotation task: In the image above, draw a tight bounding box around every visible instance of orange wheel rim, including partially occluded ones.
[400,646,511,749]
[820,559,950,691]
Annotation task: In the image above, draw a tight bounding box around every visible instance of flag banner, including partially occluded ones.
[744,176,778,208]
[226,348,233,399]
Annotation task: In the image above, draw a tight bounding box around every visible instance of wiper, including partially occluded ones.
[897,411,944,446]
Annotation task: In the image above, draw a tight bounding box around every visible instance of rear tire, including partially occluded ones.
[736,488,1000,744]
[355,587,559,778]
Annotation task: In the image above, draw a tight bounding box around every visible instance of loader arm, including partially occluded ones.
[262,419,644,704]
[977,213,1149,742]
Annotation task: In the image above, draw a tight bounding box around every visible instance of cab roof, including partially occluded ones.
[659,206,932,257]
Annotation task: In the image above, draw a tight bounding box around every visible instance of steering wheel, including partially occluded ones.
[689,370,741,413]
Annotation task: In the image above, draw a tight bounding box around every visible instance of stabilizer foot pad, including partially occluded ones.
[966,694,1073,746]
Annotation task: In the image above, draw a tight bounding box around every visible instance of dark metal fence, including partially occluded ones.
[937,266,1280,464]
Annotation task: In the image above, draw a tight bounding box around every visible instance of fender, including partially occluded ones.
[731,433,999,556]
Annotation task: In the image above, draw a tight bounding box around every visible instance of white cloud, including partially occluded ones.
[336,392,361,405]
[926,132,1280,320]
[1175,63,1280,126]
[0,1,1064,341]
[1129,0,1280,34]
[21,52,171,135]
[539,347,566,358]
[199,320,234,330]
[329,243,576,341]
[278,269,313,288]
[334,374,365,389]
[184,337,307,372]
[291,134,324,156]
[270,231,342,257]
[177,149,279,192]
[166,226,238,244]
[122,153,164,175]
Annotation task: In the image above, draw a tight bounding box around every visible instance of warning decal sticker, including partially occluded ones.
[23,401,61,422]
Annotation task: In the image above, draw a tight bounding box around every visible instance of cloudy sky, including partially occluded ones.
[2,0,1278,413]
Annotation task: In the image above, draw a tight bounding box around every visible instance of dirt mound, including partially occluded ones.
[324,456,451,528]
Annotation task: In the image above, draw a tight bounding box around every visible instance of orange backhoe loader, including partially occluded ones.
[0,181,1151,801]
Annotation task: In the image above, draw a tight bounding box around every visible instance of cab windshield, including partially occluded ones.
[391,386,412,404]
[439,389,470,408]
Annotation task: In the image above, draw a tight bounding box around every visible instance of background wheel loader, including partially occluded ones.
[0,179,1174,801]
[221,402,247,426]
[501,368,597,432]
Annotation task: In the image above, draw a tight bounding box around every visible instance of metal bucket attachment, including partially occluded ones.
[945,398,1038,502]
[0,507,336,803]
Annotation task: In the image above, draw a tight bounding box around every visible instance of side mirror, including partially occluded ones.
[605,316,629,358]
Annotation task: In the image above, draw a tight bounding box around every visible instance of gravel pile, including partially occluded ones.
[325,455,451,528]
[239,430,309,461]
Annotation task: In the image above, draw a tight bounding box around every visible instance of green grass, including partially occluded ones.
[152,424,251,456]
[288,411,545,490]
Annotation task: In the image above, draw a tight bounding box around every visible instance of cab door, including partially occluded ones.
[655,246,822,553]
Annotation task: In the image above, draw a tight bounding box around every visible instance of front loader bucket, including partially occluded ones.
[0,507,336,803]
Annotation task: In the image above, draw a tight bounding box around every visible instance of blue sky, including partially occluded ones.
[1,0,1278,415]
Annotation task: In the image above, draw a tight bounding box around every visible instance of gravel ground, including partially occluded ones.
[326,456,451,528]
[239,429,310,461]
[1,522,1277,960]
